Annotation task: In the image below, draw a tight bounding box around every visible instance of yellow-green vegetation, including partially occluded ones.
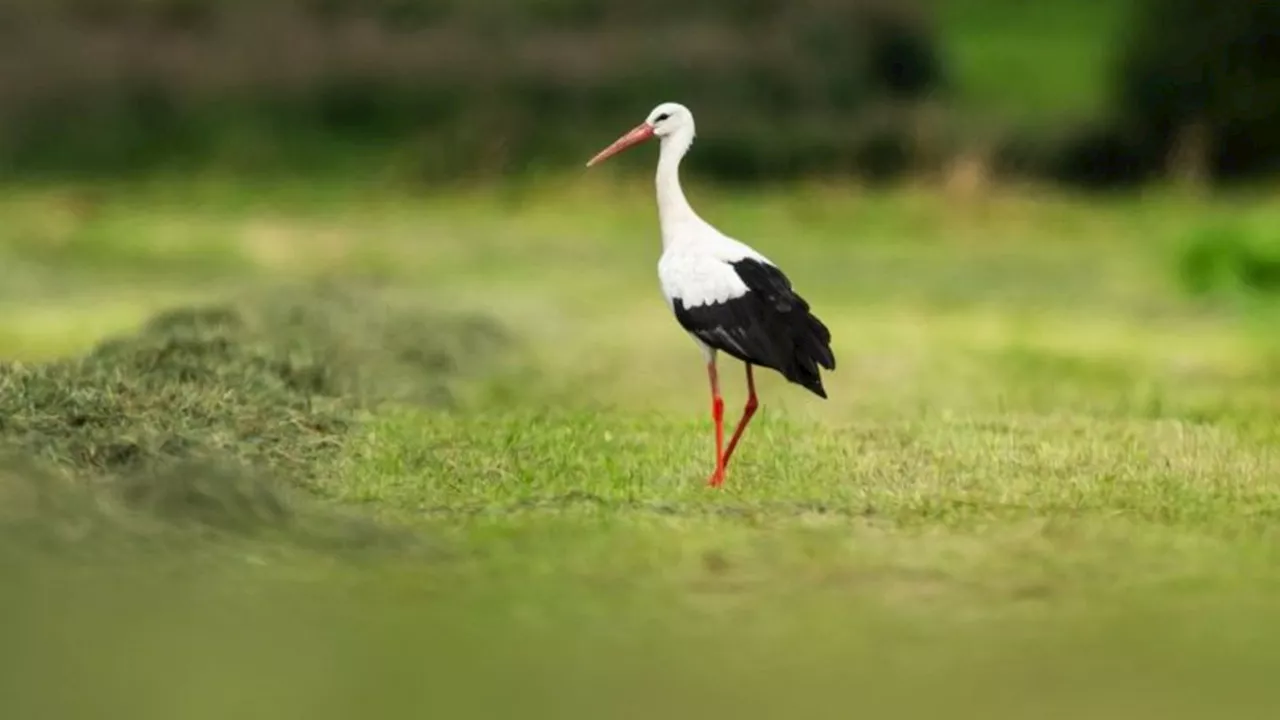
[2,178,1279,719]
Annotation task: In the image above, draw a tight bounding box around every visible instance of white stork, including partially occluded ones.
[586,102,836,488]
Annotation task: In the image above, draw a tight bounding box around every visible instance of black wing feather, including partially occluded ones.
[672,258,835,398]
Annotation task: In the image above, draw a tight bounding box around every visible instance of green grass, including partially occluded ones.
[2,176,1280,718]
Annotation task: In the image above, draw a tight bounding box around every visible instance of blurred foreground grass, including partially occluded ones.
[1,176,1279,718]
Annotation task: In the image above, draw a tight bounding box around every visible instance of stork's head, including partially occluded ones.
[586,102,694,167]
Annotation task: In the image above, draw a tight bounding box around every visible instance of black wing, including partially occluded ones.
[672,258,835,398]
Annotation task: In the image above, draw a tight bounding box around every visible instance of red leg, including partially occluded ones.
[707,359,726,487]
[722,364,759,469]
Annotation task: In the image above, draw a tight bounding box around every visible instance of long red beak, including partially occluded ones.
[586,123,655,167]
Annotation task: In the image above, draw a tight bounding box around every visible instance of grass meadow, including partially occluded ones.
[1,172,1278,718]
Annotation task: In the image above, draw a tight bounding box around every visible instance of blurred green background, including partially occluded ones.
[3,1,1280,719]
[3,0,1274,185]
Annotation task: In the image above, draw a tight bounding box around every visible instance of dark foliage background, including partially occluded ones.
[0,0,1277,187]
[0,0,943,181]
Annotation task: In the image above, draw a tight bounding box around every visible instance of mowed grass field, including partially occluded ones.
[2,176,1280,719]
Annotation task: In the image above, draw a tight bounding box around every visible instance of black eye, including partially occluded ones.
[655,113,670,122]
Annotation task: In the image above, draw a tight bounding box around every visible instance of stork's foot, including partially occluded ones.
[707,467,726,488]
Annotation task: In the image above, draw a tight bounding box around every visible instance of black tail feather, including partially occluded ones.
[694,257,836,399]
[781,311,835,398]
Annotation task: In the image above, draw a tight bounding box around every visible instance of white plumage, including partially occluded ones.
[658,248,755,310]
[586,102,835,488]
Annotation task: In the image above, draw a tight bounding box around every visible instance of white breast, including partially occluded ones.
[657,233,772,308]
[658,253,746,308]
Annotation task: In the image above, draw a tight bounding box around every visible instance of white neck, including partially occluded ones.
[655,126,706,250]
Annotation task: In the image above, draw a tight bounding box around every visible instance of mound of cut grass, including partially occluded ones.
[0,283,508,537]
